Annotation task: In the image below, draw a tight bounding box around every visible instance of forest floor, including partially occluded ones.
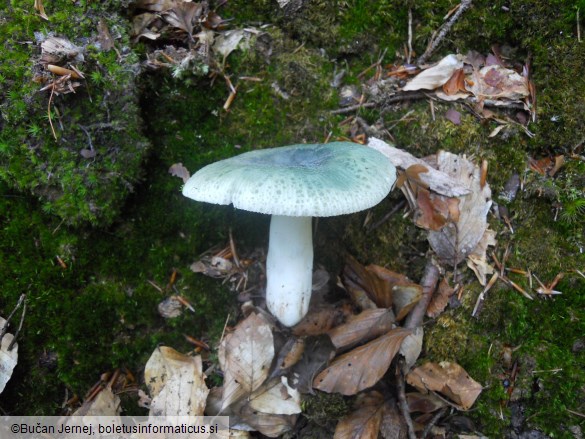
[1,0,584,437]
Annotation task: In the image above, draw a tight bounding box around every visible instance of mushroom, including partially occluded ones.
[182,142,396,326]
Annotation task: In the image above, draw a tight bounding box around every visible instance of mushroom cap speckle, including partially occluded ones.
[182,142,396,217]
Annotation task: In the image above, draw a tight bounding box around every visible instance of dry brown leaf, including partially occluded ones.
[415,187,450,231]
[169,162,191,183]
[467,254,494,287]
[442,69,467,95]
[327,308,395,351]
[366,264,414,308]
[34,0,49,20]
[367,138,471,198]
[404,164,430,188]
[334,391,385,439]
[97,18,115,51]
[73,387,121,416]
[164,1,203,41]
[380,400,408,439]
[143,346,209,416]
[406,392,447,413]
[343,255,391,308]
[270,337,305,379]
[426,277,456,318]
[313,328,411,396]
[132,13,161,41]
[135,0,177,12]
[292,303,351,336]
[41,37,84,64]
[467,65,529,101]
[399,326,423,371]
[427,152,492,266]
[406,361,482,410]
[403,54,463,91]
[218,312,274,409]
[392,284,422,321]
[415,188,460,231]
[248,377,301,415]
[288,335,336,394]
[237,404,298,438]
[213,29,249,60]
[0,317,18,395]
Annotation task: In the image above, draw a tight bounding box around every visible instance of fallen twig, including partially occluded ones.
[418,0,473,65]
[396,357,417,439]
[404,259,440,329]
[8,299,26,351]
[422,406,448,439]
[330,101,376,115]
[0,294,26,345]
[367,199,407,232]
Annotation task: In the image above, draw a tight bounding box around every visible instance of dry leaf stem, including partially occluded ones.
[421,406,448,439]
[396,357,417,439]
[0,294,26,348]
[417,0,473,65]
[404,259,440,329]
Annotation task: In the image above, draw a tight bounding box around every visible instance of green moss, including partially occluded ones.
[0,0,149,226]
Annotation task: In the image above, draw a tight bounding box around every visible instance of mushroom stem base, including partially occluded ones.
[266,215,313,327]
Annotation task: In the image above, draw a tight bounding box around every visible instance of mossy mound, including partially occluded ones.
[0,0,149,226]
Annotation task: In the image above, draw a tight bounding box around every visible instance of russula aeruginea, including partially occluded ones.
[182,142,396,326]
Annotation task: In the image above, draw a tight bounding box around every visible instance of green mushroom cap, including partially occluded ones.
[182,142,396,217]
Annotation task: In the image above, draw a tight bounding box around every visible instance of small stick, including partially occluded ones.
[407,8,413,64]
[421,406,447,438]
[396,358,417,439]
[229,228,241,269]
[8,299,26,351]
[330,102,376,115]
[48,84,58,140]
[578,8,581,43]
[404,259,440,329]
[472,272,498,317]
[567,409,585,419]
[367,199,407,232]
[418,0,473,65]
[147,279,163,293]
[0,294,26,343]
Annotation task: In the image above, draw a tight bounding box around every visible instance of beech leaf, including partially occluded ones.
[403,54,463,91]
[218,312,274,409]
[313,328,411,396]
[288,335,336,394]
[467,65,529,101]
[144,346,209,416]
[327,308,395,351]
[248,377,301,415]
[406,361,482,410]
[367,138,471,198]
[427,152,492,265]
[164,2,203,40]
[334,391,385,439]
[426,277,456,318]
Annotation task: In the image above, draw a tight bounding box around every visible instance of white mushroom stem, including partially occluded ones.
[266,215,313,327]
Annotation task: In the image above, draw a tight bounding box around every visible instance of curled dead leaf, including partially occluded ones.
[313,328,411,396]
[403,54,463,91]
[393,284,422,321]
[406,361,482,410]
[426,277,456,318]
[327,308,396,351]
